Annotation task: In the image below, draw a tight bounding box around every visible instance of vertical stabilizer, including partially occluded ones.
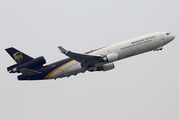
[5,47,34,64]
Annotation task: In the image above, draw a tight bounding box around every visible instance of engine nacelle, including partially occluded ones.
[96,63,115,71]
[8,56,46,73]
[103,52,119,62]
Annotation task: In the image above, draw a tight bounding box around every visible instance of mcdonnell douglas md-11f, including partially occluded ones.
[5,32,175,80]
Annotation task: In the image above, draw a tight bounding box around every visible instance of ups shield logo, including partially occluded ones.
[13,52,23,63]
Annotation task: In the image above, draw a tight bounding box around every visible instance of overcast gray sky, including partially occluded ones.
[1,0,179,120]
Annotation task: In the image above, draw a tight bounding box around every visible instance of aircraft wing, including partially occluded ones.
[58,46,103,68]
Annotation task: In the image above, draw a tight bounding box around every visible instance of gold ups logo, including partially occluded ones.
[13,52,23,63]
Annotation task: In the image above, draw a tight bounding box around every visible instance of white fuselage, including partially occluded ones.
[48,32,175,79]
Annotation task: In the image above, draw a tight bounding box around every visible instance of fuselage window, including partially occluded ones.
[166,33,171,35]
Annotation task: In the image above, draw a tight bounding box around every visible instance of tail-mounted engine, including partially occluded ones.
[7,56,46,73]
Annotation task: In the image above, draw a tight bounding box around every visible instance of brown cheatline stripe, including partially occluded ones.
[43,46,109,79]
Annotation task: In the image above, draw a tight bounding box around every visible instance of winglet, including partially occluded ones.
[58,46,68,53]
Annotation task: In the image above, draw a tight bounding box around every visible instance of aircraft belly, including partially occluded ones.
[65,63,83,76]
[49,61,78,79]
[49,69,64,79]
[136,38,159,53]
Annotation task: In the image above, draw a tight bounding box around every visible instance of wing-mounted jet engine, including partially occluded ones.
[95,63,115,71]
[103,52,119,62]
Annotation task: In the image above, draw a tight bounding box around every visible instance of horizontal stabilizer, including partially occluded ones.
[19,68,41,76]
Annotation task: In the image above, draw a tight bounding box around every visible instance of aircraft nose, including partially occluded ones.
[171,34,175,40]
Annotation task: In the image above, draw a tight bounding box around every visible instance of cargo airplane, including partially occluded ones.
[5,32,175,80]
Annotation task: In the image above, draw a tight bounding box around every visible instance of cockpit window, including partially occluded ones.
[166,33,171,35]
